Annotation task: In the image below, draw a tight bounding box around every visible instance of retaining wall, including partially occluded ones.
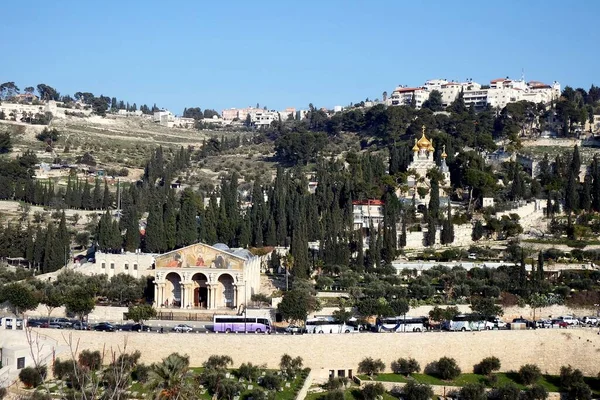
[3,329,597,378]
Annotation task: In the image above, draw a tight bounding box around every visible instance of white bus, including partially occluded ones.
[305,317,355,334]
[443,314,486,331]
[376,316,429,332]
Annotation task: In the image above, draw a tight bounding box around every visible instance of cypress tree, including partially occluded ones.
[238,216,251,248]
[537,251,544,283]
[65,177,73,208]
[176,188,199,247]
[203,193,218,244]
[355,230,364,272]
[33,226,46,268]
[25,224,34,264]
[472,220,484,241]
[429,177,440,220]
[92,179,102,209]
[441,202,454,245]
[580,175,592,212]
[81,180,92,210]
[145,199,165,253]
[425,216,436,247]
[103,180,111,210]
[564,171,578,214]
[399,217,407,248]
[591,156,600,212]
[265,217,276,247]
[56,212,70,265]
[163,192,177,251]
[124,204,140,252]
[43,222,59,273]
[389,145,400,175]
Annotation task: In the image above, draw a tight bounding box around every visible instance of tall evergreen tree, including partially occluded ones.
[428,177,440,220]
[176,188,199,247]
[81,180,92,209]
[92,179,102,209]
[425,216,436,247]
[124,204,140,252]
[163,191,177,251]
[145,198,165,252]
[103,180,111,210]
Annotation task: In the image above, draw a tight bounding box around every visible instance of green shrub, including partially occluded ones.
[0,387,6,400]
[426,357,461,380]
[490,383,521,400]
[238,362,261,382]
[474,356,501,375]
[568,382,592,400]
[391,357,420,376]
[18,365,46,388]
[402,380,433,400]
[518,364,542,385]
[361,383,385,400]
[459,383,487,400]
[560,365,585,390]
[131,364,150,383]
[522,384,548,400]
[323,389,345,400]
[78,350,102,371]
[260,373,282,390]
[324,377,348,391]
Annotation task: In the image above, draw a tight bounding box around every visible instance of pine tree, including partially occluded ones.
[25,224,34,264]
[580,175,592,212]
[33,226,46,268]
[355,230,364,272]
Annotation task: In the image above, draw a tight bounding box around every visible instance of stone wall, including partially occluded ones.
[8,328,598,378]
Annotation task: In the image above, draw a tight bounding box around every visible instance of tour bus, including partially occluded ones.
[442,314,487,331]
[305,316,355,334]
[375,316,429,333]
[212,315,272,333]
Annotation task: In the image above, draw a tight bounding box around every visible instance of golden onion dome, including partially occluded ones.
[441,144,448,159]
[412,138,419,152]
[427,139,435,153]
[416,125,432,150]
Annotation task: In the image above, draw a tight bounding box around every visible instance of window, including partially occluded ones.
[101,263,106,269]
[124,263,129,270]
[133,264,138,270]
[17,357,25,369]
[110,263,115,269]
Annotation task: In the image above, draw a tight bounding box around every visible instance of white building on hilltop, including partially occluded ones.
[387,77,560,111]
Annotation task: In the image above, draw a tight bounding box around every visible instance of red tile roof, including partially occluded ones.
[352,200,385,206]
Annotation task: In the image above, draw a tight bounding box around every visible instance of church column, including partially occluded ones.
[180,284,185,309]
[213,287,218,309]
[206,285,212,309]
[233,285,238,308]
[153,284,158,307]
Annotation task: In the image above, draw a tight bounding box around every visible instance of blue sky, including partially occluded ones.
[1,0,598,115]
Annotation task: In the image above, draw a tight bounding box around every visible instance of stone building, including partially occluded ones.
[152,243,261,310]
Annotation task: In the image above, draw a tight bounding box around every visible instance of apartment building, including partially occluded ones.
[388,87,428,107]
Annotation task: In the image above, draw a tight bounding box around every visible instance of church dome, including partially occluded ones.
[416,125,433,151]
[412,138,419,152]
[441,144,448,159]
[427,139,434,152]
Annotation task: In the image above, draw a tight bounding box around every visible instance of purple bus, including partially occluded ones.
[212,315,271,333]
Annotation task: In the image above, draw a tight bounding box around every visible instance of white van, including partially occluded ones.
[558,316,579,326]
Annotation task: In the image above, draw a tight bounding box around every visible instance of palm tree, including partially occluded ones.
[147,353,191,399]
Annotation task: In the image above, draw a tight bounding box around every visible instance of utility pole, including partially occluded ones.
[244,281,247,334]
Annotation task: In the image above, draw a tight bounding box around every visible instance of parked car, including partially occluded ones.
[551,319,569,328]
[558,316,579,326]
[120,323,151,332]
[27,319,46,328]
[484,317,507,330]
[171,324,193,333]
[94,322,116,332]
[51,318,73,328]
[581,316,599,326]
[285,324,303,334]
[72,321,90,330]
[536,319,555,328]
[509,318,536,329]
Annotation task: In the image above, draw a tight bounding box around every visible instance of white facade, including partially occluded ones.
[352,200,384,229]
[77,251,155,279]
[153,110,195,128]
[388,77,560,111]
